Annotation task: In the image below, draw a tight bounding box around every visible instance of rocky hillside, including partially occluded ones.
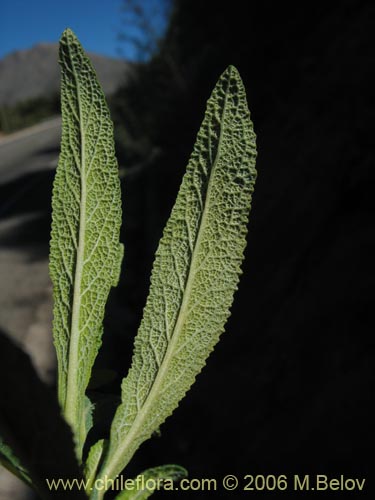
[0,43,129,105]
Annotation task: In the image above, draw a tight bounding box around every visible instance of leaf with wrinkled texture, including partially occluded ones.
[84,439,105,493]
[95,65,257,487]
[114,465,187,500]
[49,28,123,455]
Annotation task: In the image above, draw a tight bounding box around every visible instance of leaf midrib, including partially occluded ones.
[101,71,232,482]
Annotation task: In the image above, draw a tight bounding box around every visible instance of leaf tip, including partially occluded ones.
[60,28,79,46]
[223,64,240,79]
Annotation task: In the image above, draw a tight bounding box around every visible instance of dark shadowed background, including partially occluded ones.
[0,0,374,498]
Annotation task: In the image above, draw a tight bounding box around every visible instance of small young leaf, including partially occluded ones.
[96,65,257,485]
[114,465,187,500]
[0,437,31,486]
[84,439,106,493]
[49,28,123,455]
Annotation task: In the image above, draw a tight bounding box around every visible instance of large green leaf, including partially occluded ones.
[95,65,257,490]
[49,28,123,456]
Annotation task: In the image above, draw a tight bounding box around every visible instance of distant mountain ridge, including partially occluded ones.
[0,43,129,105]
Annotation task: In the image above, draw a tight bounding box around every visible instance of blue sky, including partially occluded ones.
[0,0,168,60]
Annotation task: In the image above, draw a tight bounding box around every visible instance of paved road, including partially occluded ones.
[0,116,61,185]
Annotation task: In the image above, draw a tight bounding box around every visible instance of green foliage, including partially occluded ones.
[49,29,123,457]
[0,28,257,499]
[94,65,256,488]
[84,439,106,493]
[114,465,187,499]
[0,438,31,486]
